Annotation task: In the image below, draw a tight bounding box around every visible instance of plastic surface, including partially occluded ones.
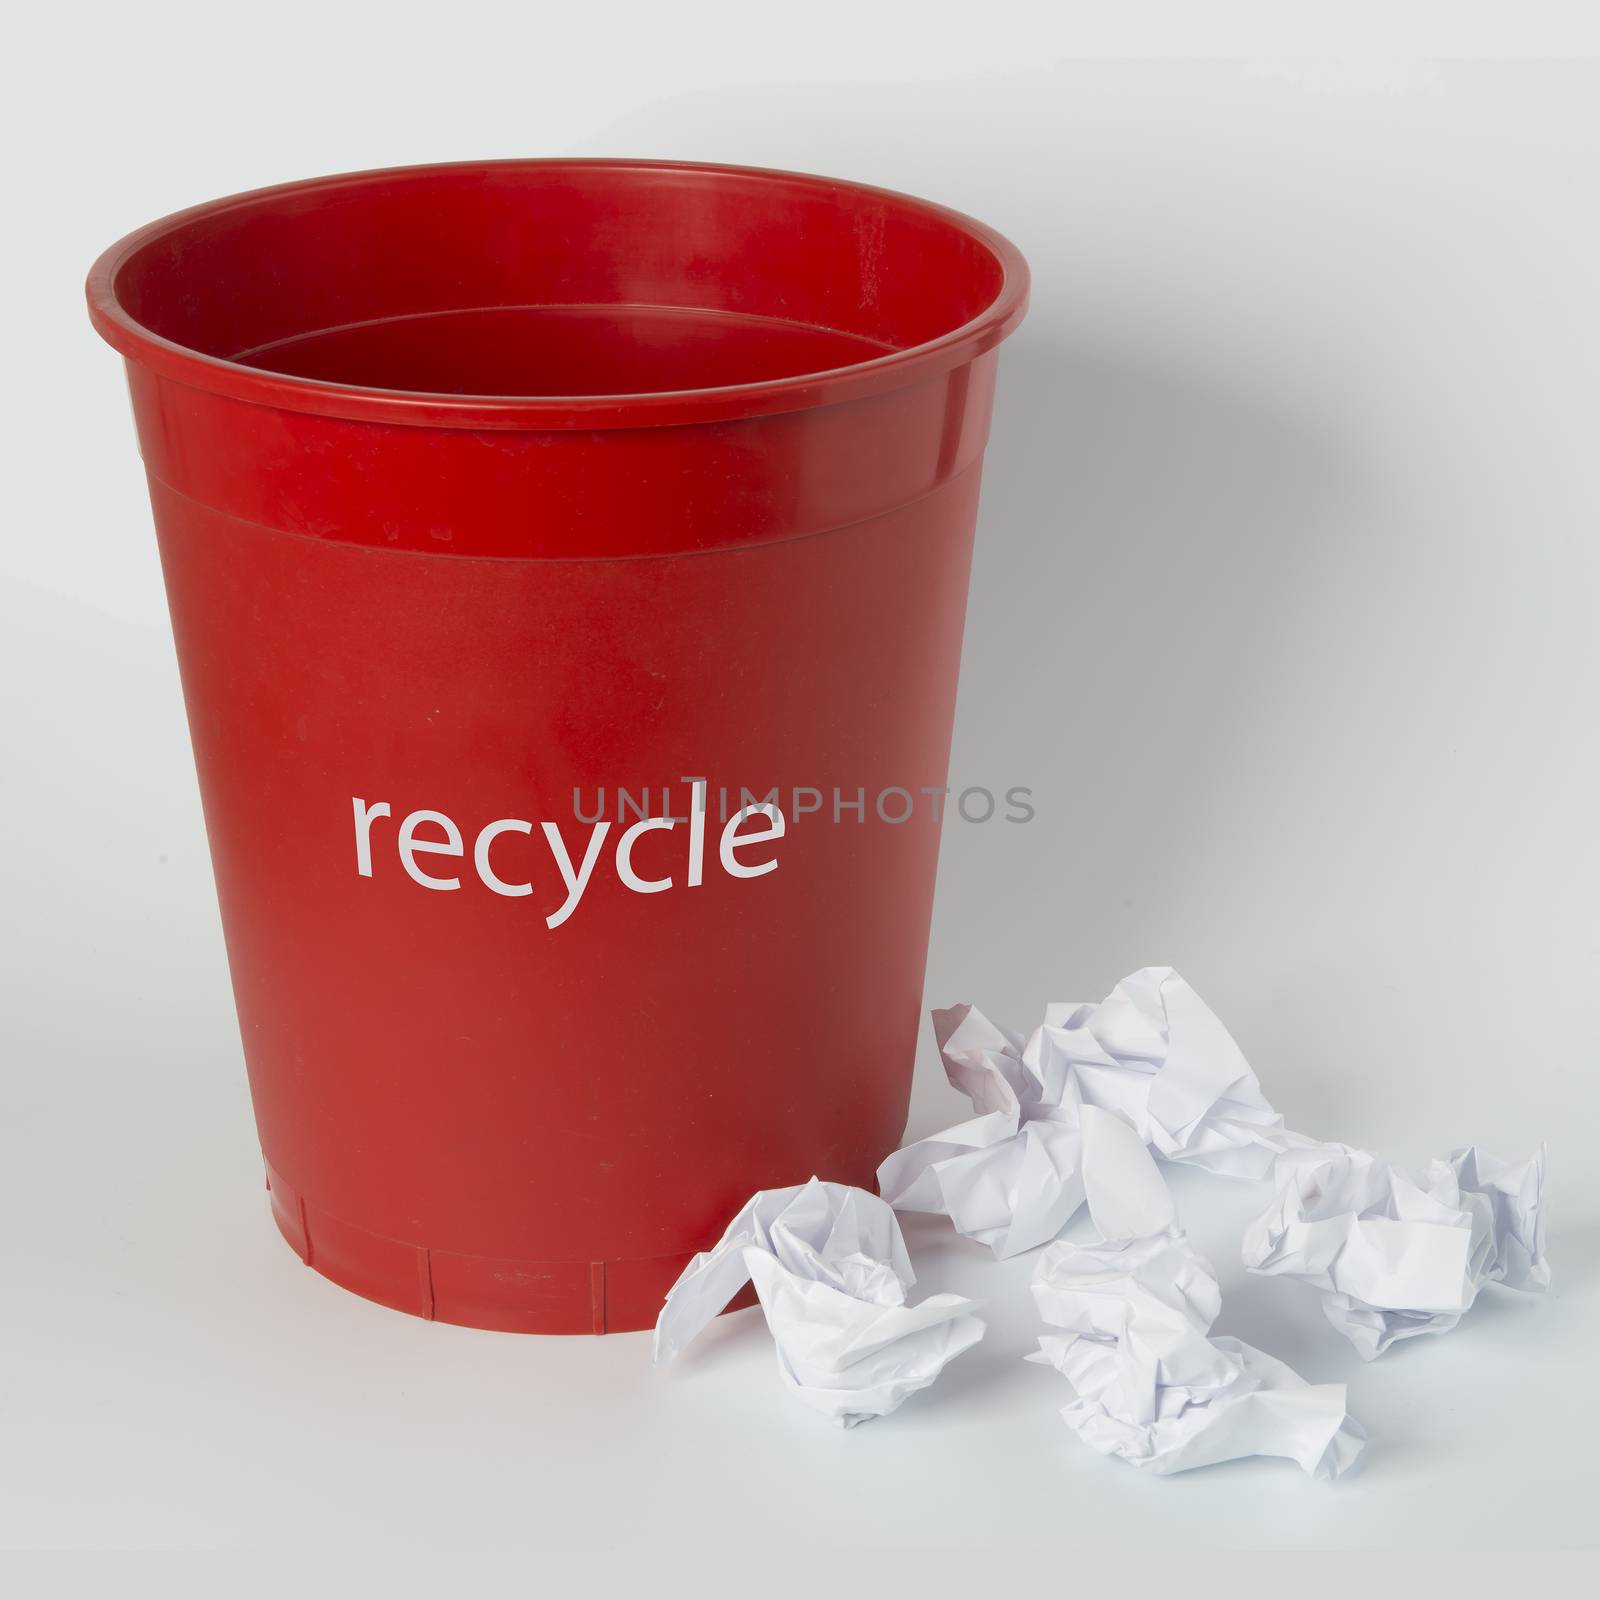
[87,159,1028,1333]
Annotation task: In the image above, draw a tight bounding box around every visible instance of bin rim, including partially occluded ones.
[86,157,1029,432]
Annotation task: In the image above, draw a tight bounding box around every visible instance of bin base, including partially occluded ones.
[264,1160,741,1334]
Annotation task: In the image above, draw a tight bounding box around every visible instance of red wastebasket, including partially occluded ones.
[87,160,1028,1333]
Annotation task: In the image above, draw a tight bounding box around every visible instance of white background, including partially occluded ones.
[3,1,1598,1556]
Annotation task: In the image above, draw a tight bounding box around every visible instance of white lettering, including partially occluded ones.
[398,809,463,890]
[616,815,675,894]
[541,820,612,929]
[719,803,785,880]
[352,797,391,877]
[474,818,533,897]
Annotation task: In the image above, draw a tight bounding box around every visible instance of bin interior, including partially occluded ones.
[108,164,1009,399]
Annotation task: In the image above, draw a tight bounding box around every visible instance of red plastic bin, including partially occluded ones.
[87,160,1028,1332]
